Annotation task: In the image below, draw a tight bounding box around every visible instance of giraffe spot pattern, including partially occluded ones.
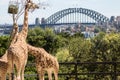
[27,44,59,80]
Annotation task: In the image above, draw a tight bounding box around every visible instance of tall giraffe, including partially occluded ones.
[0,23,19,80]
[7,0,39,80]
[27,44,59,80]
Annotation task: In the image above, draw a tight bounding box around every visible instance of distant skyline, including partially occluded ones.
[0,0,120,24]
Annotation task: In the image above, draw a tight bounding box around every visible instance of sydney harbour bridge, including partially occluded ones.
[39,7,109,27]
[1,7,110,34]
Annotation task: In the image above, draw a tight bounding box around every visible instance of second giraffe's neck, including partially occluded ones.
[27,44,43,56]
[20,6,29,39]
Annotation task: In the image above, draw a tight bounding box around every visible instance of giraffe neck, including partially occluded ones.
[27,44,41,56]
[10,23,19,44]
[20,6,29,39]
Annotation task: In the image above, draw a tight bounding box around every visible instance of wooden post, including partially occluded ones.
[66,76,69,80]
[113,62,117,80]
[75,61,78,80]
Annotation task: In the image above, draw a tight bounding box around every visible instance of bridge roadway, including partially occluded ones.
[40,23,96,26]
[1,22,96,29]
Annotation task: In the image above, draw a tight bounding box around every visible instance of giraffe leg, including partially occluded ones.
[39,70,44,80]
[10,62,16,80]
[8,65,13,80]
[16,71,21,80]
[47,70,52,80]
[21,60,27,80]
[36,66,44,80]
[8,73,12,80]
[8,73,16,80]
[53,69,58,80]
[16,64,22,80]
[38,73,42,80]
[21,65,25,80]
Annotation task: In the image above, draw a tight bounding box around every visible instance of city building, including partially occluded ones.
[35,17,40,26]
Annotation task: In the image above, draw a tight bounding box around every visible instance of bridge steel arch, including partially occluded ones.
[45,8,109,24]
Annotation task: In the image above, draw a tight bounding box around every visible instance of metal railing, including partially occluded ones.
[60,62,120,80]
[24,62,120,80]
[7,62,120,80]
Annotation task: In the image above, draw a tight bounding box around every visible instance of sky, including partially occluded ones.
[0,0,120,24]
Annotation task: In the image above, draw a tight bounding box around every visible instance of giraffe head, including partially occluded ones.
[26,0,39,11]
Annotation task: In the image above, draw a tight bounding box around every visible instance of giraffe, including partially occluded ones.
[0,51,8,62]
[10,23,19,44]
[0,51,17,80]
[0,23,19,80]
[27,44,59,80]
[0,51,8,80]
[7,0,39,80]
[0,60,8,80]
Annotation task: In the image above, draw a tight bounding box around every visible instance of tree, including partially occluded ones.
[27,27,46,47]
[0,36,9,56]
[56,48,73,62]
[27,27,67,55]
[68,37,92,62]
[91,32,106,62]
[100,33,120,61]
[94,27,100,33]
[91,32,120,62]
[90,32,120,79]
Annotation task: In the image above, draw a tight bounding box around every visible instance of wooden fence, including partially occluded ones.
[23,62,120,80]
[60,62,120,80]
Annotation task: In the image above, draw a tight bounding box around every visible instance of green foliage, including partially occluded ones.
[101,33,120,61]
[57,32,71,39]
[91,32,106,61]
[27,27,67,55]
[27,27,46,47]
[91,32,120,62]
[25,65,37,80]
[68,37,92,62]
[71,32,84,38]
[56,48,73,62]
[43,28,60,54]
[0,35,9,56]
[94,26,101,33]
[27,27,120,79]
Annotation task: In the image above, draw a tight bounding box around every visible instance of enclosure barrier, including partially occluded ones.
[16,62,120,80]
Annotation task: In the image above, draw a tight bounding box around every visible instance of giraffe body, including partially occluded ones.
[7,0,39,80]
[0,51,14,80]
[8,38,28,80]
[0,0,38,79]
[7,21,28,80]
[27,44,59,80]
[0,51,8,80]
[0,23,19,80]
[0,61,8,80]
